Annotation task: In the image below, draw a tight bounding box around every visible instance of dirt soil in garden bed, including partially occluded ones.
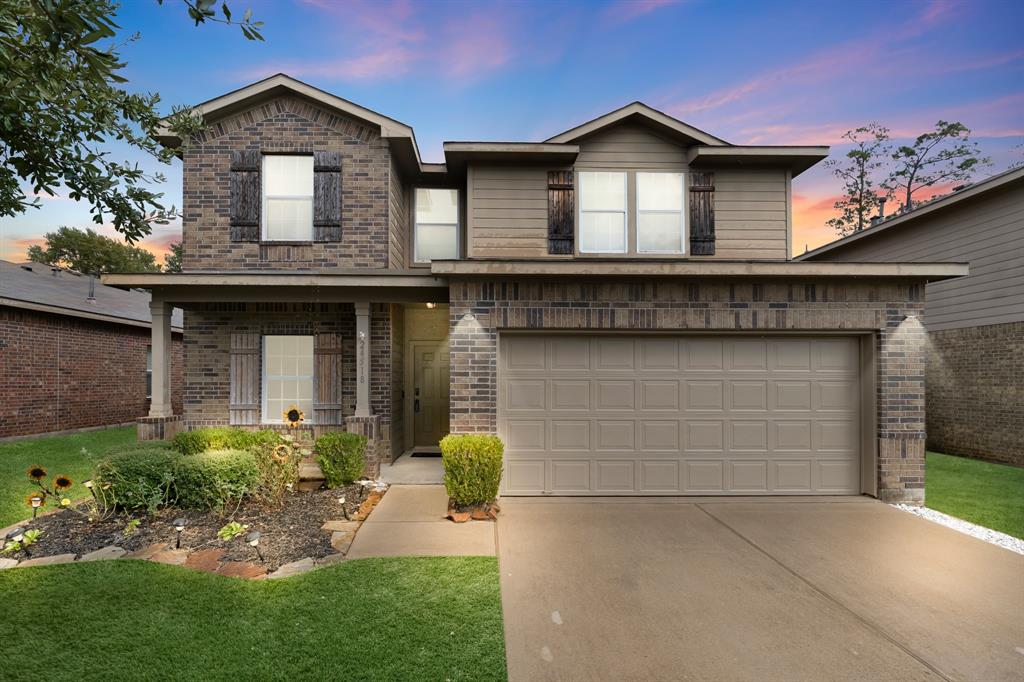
[3,484,372,571]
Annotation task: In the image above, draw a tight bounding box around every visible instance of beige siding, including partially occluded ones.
[713,169,789,259]
[388,156,407,268]
[575,123,688,170]
[468,164,553,258]
[812,185,1024,330]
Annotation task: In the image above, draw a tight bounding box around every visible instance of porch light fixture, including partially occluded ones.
[425,302,436,309]
[462,312,475,321]
[173,517,187,549]
[246,531,264,562]
[902,314,918,322]
[29,495,43,518]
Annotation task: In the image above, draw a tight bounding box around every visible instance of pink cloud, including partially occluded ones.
[602,0,682,23]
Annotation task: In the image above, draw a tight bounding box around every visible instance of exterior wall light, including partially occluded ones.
[462,312,475,321]
[426,302,436,309]
[173,517,187,549]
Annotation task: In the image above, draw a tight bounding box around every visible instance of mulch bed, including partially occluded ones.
[3,483,374,572]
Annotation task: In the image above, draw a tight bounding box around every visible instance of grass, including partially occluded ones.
[0,557,506,681]
[0,427,135,528]
[926,451,1024,539]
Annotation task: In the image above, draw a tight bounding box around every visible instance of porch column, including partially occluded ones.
[355,301,371,417]
[149,300,174,418]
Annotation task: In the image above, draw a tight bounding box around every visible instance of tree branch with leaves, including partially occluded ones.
[885,121,990,211]
[824,123,891,237]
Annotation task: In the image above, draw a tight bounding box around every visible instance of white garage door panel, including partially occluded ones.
[500,335,862,496]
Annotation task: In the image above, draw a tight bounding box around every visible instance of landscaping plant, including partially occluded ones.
[93,445,180,515]
[171,427,280,456]
[1,528,41,554]
[217,521,249,541]
[315,433,368,488]
[174,450,261,512]
[251,436,305,507]
[440,435,504,509]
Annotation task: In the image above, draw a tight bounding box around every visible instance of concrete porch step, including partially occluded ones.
[298,456,325,492]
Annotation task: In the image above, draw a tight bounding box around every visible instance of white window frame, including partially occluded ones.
[636,172,687,255]
[413,187,460,264]
[261,335,315,425]
[578,171,627,254]
[261,154,314,242]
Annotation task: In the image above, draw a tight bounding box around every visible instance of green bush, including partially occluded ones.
[315,432,367,488]
[171,427,280,456]
[174,449,261,511]
[440,435,503,508]
[94,445,180,514]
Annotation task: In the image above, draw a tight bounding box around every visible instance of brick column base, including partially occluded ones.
[345,415,382,478]
[877,436,926,504]
[137,415,183,441]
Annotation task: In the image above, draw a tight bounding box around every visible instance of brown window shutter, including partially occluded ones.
[229,333,260,425]
[229,150,261,242]
[313,151,343,242]
[313,332,343,425]
[547,170,574,255]
[689,171,715,255]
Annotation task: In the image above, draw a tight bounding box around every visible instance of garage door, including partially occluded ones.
[499,335,862,495]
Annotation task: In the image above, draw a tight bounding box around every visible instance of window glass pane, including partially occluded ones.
[638,212,684,252]
[580,212,626,253]
[415,188,458,224]
[263,335,314,423]
[416,223,458,261]
[638,173,683,211]
[579,172,626,211]
[266,198,313,240]
[264,155,313,196]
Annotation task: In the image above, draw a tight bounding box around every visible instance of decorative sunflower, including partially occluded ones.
[54,475,73,490]
[283,405,305,428]
[25,493,46,508]
[27,465,47,481]
[272,444,291,463]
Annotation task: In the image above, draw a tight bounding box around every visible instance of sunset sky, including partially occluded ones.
[1,0,1021,264]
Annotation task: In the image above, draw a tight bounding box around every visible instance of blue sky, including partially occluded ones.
[2,0,1021,262]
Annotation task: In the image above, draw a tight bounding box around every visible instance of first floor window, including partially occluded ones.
[414,188,459,262]
[637,172,685,253]
[146,348,152,399]
[263,335,314,423]
[579,171,627,253]
[263,154,314,241]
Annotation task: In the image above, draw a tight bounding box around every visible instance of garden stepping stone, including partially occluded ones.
[18,553,76,567]
[321,520,361,533]
[315,553,346,567]
[79,546,127,562]
[330,530,356,554]
[124,542,169,561]
[149,548,189,566]
[184,548,224,573]
[0,558,19,570]
[267,557,315,580]
[217,561,267,580]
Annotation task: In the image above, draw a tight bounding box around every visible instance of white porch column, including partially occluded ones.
[354,301,371,417]
[148,300,174,418]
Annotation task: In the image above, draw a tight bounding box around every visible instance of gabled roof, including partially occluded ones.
[797,166,1024,261]
[545,102,730,146]
[0,260,183,331]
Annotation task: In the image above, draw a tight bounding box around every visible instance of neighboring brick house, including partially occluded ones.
[107,74,967,503]
[0,260,183,439]
[800,168,1023,466]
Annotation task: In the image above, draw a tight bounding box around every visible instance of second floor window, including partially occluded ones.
[263,155,314,241]
[637,172,685,253]
[414,188,459,262]
[579,171,627,253]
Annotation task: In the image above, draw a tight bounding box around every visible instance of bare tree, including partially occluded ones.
[825,124,891,237]
[886,121,989,211]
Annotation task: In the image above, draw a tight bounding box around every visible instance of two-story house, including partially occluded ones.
[105,74,966,503]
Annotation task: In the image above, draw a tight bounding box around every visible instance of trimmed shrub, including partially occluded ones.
[171,427,280,456]
[440,435,503,508]
[315,432,367,488]
[173,449,261,511]
[94,444,180,514]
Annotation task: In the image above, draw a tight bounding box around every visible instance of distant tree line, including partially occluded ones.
[27,226,182,274]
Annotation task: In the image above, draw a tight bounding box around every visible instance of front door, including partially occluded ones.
[412,343,450,448]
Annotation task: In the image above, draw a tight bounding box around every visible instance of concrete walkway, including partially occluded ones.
[379,453,444,485]
[497,497,1024,682]
[346,485,495,559]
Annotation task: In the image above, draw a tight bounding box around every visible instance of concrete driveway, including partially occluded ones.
[496,497,1024,681]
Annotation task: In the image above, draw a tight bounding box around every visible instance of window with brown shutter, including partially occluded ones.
[229,150,261,242]
[547,170,575,255]
[689,171,715,255]
[313,151,343,242]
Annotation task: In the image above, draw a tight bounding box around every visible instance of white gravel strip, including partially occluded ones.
[892,504,1024,555]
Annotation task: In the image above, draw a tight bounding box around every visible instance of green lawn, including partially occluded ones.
[0,427,135,528]
[926,451,1024,539]
[0,557,506,681]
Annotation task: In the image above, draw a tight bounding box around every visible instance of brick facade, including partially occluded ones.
[181,302,399,468]
[448,278,927,502]
[181,96,393,271]
[925,321,1022,466]
[0,307,183,439]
